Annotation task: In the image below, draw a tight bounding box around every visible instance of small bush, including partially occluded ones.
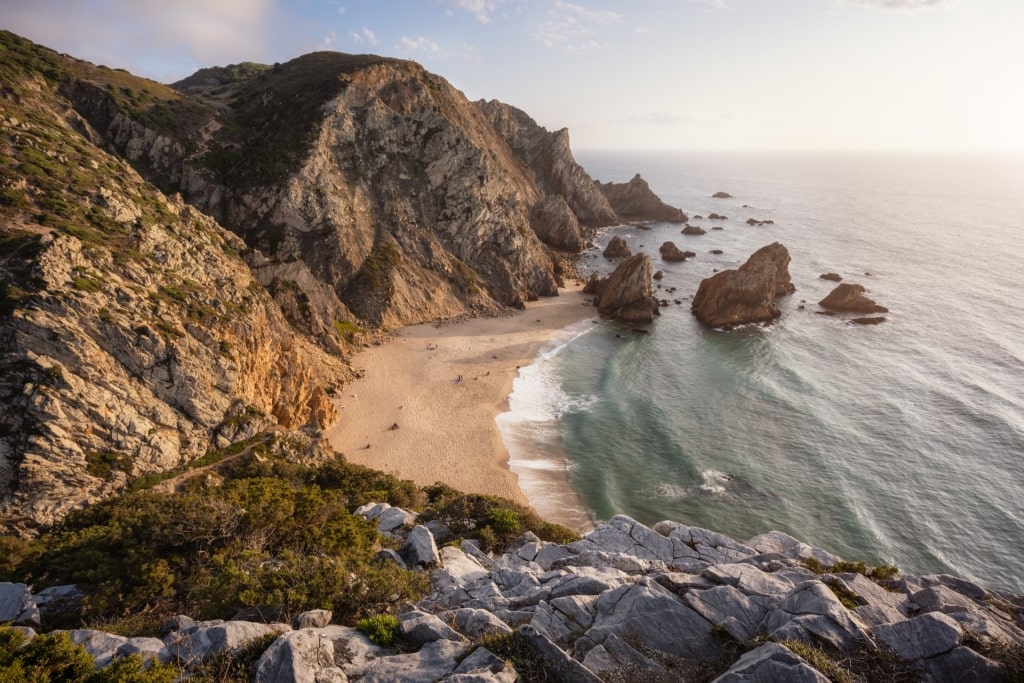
[356,614,400,646]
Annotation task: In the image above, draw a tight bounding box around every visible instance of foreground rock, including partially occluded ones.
[585,254,660,324]
[691,243,796,329]
[596,174,687,223]
[13,511,1023,681]
[819,283,889,314]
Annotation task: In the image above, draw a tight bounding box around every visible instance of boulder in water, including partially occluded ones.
[592,254,660,323]
[820,272,842,282]
[602,236,631,259]
[819,283,888,314]
[659,241,689,262]
[712,191,733,199]
[682,225,706,235]
[691,242,796,329]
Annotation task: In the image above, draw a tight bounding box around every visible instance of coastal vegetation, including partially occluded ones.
[0,438,576,638]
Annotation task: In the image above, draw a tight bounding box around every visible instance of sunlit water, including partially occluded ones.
[499,151,1024,593]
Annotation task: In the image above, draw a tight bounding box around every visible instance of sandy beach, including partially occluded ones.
[325,285,596,526]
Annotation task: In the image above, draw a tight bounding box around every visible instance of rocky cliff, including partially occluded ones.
[0,32,345,531]
[597,173,688,223]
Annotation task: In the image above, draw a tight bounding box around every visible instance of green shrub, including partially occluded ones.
[356,614,400,646]
[0,628,174,682]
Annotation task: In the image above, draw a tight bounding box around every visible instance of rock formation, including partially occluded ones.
[602,236,631,259]
[588,254,660,324]
[712,191,733,198]
[682,224,707,235]
[820,272,843,282]
[819,283,889,314]
[9,511,1021,681]
[708,212,728,220]
[475,99,617,230]
[596,174,687,223]
[746,218,775,226]
[659,241,689,262]
[691,243,796,329]
[529,194,584,252]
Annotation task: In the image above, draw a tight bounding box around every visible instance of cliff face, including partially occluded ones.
[0,32,343,532]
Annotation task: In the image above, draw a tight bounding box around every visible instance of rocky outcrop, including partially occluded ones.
[691,243,796,329]
[708,212,728,220]
[746,218,774,226]
[530,194,584,252]
[588,254,660,324]
[659,241,690,262]
[602,236,631,259]
[712,191,733,198]
[596,174,687,223]
[820,272,843,282]
[16,512,1021,681]
[819,283,889,314]
[682,224,707,235]
[476,99,617,229]
[0,34,345,532]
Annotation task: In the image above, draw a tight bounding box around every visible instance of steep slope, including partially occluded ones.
[57,49,577,331]
[0,32,344,532]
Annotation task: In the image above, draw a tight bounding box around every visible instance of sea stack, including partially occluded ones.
[691,242,796,329]
[590,254,660,323]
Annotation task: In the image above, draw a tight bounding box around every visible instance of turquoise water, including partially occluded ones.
[500,151,1024,593]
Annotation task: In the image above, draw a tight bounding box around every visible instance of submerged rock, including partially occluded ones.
[691,242,796,329]
[712,191,734,199]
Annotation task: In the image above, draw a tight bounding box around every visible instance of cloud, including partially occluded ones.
[615,111,736,128]
[534,1,622,53]
[350,28,379,47]
[688,0,730,8]
[3,0,279,79]
[398,36,442,56]
[442,0,513,24]
[843,0,954,9]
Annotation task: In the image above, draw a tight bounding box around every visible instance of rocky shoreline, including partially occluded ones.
[4,510,1022,681]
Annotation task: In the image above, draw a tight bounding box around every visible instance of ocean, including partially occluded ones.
[497,150,1024,594]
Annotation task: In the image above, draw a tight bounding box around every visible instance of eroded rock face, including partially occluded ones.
[592,254,660,324]
[691,242,796,329]
[597,174,687,223]
[476,99,617,229]
[819,283,888,314]
[530,194,584,252]
[0,63,343,532]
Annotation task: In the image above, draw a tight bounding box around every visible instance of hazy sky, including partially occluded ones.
[4,0,1022,152]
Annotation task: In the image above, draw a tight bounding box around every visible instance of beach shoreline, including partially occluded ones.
[324,284,597,529]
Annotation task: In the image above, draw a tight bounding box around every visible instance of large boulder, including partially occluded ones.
[682,225,706,235]
[691,242,796,329]
[596,174,687,223]
[819,283,888,314]
[592,254,660,324]
[602,236,631,258]
[530,194,585,252]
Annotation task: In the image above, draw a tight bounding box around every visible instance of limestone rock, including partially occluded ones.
[294,609,333,629]
[871,611,963,661]
[602,236,631,258]
[596,174,688,223]
[691,242,796,329]
[659,241,690,262]
[592,254,660,323]
[400,525,441,568]
[712,642,829,682]
[819,283,888,314]
[254,629,348,683]
[359,639,469,683]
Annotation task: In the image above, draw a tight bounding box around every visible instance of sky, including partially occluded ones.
[4,0,1023,153]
